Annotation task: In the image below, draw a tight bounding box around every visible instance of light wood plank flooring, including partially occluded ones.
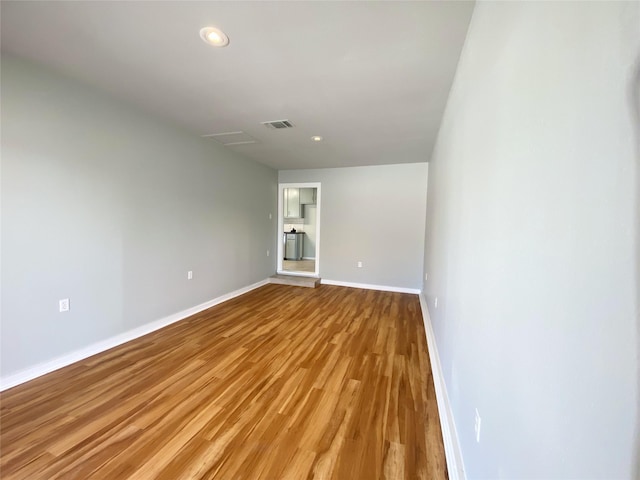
[282,259,315,273]
[0,284,446,479]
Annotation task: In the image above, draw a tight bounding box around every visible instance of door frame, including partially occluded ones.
[277,182,321,277]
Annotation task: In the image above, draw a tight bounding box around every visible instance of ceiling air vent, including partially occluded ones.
[201,131,257,146]
[262,119,294,129]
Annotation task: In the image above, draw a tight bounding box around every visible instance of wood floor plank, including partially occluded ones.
[0,284,447,479]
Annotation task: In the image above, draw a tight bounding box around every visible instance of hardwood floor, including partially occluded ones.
[0,284,446,479]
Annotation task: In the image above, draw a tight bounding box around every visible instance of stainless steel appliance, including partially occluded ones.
[284,232,304,260]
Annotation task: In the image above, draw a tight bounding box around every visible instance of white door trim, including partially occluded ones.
[277,182,321,277]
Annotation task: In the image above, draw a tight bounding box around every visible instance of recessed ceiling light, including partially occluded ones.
[200,27,229,47]
[311,136,323,142]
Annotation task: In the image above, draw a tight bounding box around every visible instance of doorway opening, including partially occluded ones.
[277,182,321,277]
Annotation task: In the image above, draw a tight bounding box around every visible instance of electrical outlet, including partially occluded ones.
[267,250,270,257]
[474,408,482,443]
[59,298,70,312]
[357,261,363,268]
[434,297,438,309]
[187,271,193,280]
[269,213,272,220]
[425,273,429,281]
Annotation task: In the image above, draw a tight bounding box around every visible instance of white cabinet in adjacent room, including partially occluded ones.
[299,188,316,205]
[284,188,301,219]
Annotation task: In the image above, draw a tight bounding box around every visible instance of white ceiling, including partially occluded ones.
[0,1,474,170]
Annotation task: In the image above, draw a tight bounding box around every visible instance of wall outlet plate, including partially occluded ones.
[59,298,70,312]
[474,408,482,443]
[357,261,363,268]
[187,271,193,280]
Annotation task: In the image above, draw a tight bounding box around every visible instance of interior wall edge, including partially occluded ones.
[419,292,466,480]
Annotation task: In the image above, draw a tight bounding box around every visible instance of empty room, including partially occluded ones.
[1,1,639,479]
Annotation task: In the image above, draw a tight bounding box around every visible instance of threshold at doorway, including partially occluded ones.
[269,274,321,288]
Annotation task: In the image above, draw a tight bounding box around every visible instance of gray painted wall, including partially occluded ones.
[280,164,427,289]
[302,204,317,259]
[423,2,639,478]
[1,56,277,379]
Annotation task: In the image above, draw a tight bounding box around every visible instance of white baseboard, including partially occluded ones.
[418,293,466,480]
[0,279,270,392]
[321,279,420,294]
[302,256,316,260]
